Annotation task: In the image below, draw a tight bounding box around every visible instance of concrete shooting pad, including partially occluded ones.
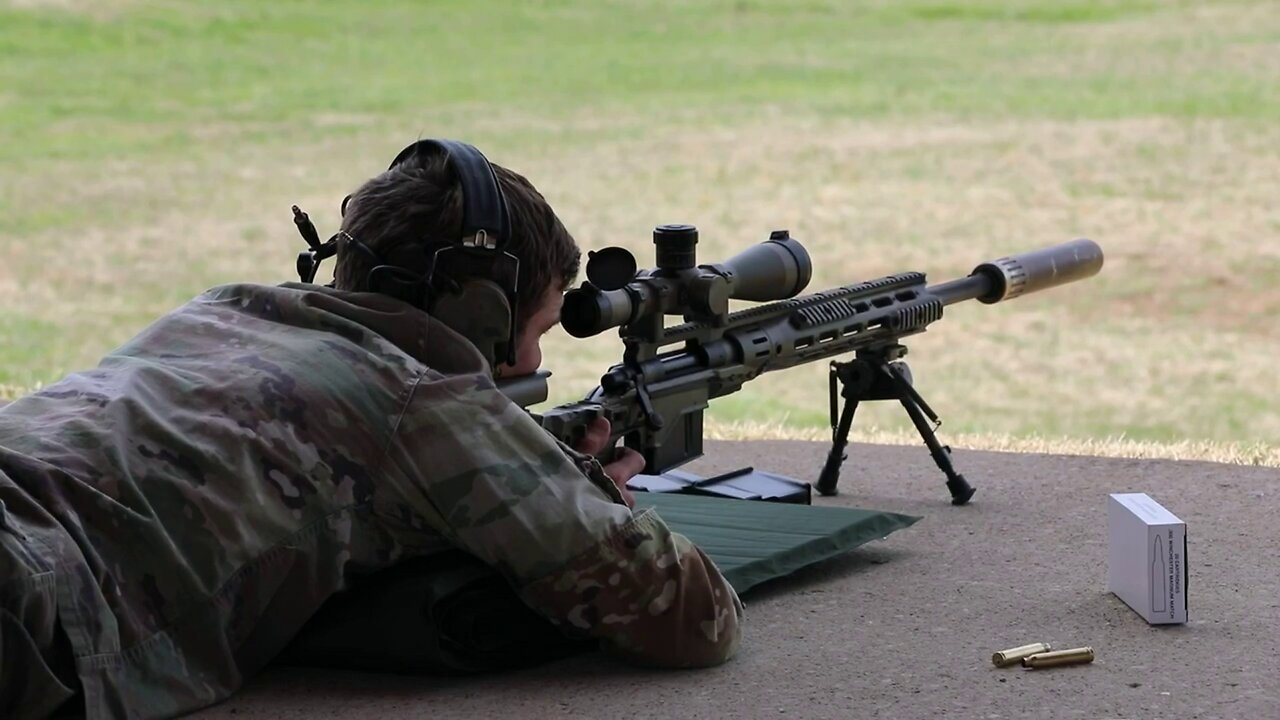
[196,440,1280,719]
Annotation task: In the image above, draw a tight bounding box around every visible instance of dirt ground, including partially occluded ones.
[190,440,1279,719]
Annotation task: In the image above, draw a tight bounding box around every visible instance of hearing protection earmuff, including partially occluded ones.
[294,139,521,369]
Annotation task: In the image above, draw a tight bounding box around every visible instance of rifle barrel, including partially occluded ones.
[930,274,993,306]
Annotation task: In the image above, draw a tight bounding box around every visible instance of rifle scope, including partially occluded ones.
[561,225,812,338]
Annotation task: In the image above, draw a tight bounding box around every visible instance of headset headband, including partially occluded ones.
[389,139,511,250]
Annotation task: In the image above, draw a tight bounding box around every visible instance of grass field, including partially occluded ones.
[2,0,1278,458]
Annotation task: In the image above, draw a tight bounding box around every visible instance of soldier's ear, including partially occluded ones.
[340,194,353,217]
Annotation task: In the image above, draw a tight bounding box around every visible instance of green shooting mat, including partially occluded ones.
[278,494,920,673]
[637,492,919,593]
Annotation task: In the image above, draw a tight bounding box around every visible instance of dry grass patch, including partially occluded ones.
[704,419,1280,468]
[4,112,1278,445]
[517,115,1280,444]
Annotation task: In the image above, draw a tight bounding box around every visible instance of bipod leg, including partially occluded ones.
[816,360,873,496]
[816,388,860,496]
[884,365,976,506]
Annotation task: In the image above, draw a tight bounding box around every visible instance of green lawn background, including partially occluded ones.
[2,0,1278,446]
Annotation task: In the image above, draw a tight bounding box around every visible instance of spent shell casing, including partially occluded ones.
[1022,647,1095,669]
[991,643,1052,667]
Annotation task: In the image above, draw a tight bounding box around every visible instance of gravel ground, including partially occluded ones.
[197,440,1280,720]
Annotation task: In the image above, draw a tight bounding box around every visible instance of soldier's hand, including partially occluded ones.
[601,448,642,508]
[574,415,612,458]
[575,416,639,507]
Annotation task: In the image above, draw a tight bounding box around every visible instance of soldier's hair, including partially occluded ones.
[333,149,580,326]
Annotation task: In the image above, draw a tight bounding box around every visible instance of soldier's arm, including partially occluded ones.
[383,372,743,668]
[519,504,742,667]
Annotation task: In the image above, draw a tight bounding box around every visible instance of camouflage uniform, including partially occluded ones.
[0,283,743,720]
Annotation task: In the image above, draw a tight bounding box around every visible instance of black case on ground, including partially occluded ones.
[626,467,812,504]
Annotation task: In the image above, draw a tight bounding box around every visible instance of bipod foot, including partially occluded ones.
[946,471,976,506]
[815,451,844,496]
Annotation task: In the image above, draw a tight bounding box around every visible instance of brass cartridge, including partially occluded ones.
[1022,647,1095,669]
[991,643,1052,667]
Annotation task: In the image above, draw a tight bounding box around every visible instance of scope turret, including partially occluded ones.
[653,224,698,271]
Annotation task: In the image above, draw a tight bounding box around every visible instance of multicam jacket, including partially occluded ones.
[0,282,743,720]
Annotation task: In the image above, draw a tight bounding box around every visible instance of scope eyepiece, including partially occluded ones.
[561,284,633,338]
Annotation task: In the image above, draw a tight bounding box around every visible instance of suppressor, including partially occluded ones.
[1022,647,1095,669]
[992,643,1051,667]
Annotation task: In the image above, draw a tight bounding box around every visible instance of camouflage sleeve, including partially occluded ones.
[381,371,743,668]
[521,506,743,668]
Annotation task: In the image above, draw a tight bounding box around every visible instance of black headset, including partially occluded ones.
[294,139,521,369]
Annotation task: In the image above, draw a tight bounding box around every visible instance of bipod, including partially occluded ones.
[814,345,976,505]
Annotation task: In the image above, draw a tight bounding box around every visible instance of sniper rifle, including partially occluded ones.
[498,224,1103,505]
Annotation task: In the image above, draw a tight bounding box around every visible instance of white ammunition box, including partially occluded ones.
[1108,493,1187,624]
